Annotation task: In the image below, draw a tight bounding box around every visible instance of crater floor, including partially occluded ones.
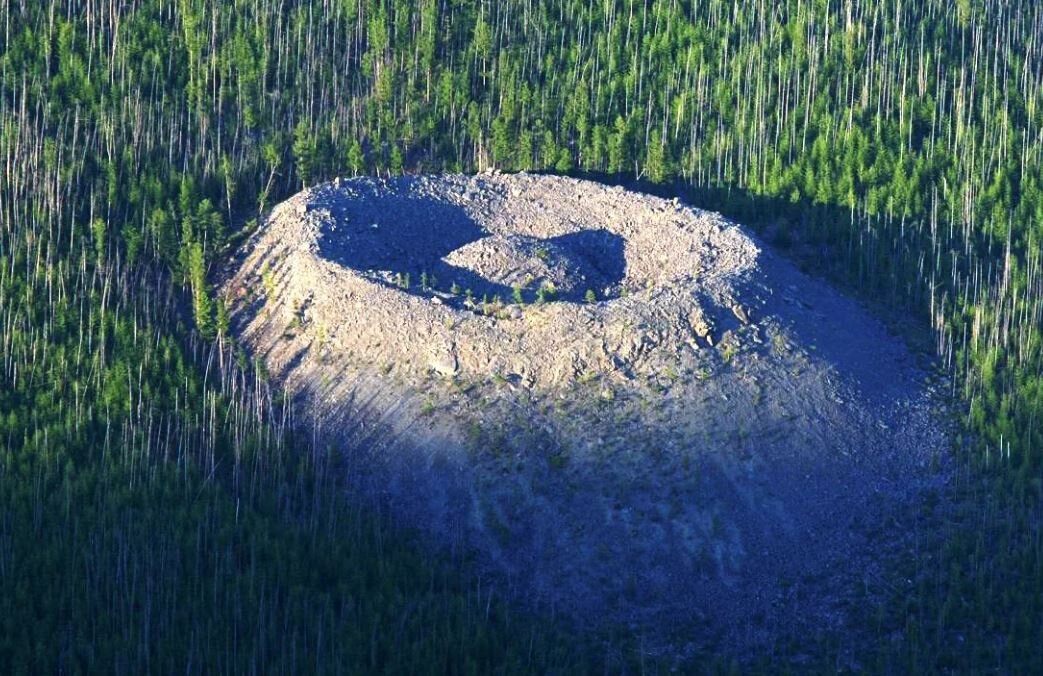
[222,173,950,654]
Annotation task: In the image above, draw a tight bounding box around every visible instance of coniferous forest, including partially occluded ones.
[2,0,1043,671]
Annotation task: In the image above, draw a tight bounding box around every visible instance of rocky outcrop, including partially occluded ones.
[221,173,950,654]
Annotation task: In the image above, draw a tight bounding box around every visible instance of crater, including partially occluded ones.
[316,180,630,306]
[222,173,950,654]
[441,230,626,302]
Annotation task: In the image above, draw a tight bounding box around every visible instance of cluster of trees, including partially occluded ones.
[0,1,607,672]
[3,0,1043,670]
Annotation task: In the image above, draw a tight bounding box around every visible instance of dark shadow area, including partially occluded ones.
[315,193,515,302]
[557,168,937,318]
[315,190,627,306]
[227,173,952,659]
[497,169,940,404]
[319,197,482,271]
[544,230,627,301]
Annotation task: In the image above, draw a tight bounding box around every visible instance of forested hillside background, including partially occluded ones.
[1,0,1041,671]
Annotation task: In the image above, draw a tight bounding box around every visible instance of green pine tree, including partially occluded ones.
[293,120,317,187]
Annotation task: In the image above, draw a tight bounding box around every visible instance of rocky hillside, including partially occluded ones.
[222,173,950,653]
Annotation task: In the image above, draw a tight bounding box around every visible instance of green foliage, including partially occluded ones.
[608,116,631,175]
[390,145,404,175]
[91,217,107,262]
[346,140,365,176]
[215,296,230,339]
[645,130,672,184]
[4,0,1043,669]
[292,121,317,187]
[187,242,213,339]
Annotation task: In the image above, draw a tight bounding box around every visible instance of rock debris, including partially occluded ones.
[222,173,950,655]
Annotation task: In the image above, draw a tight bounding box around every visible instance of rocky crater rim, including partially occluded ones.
[304,174,754,293]
[223,172,951,650]
[249,172,763,388]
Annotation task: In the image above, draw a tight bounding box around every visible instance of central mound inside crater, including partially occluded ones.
[317,187,630,304]
[223,173,949,652]
[291,174,764,387]
[443,231,626,301]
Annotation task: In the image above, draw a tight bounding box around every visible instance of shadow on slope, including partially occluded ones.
[314,187,626,304]
[231,173,948,662]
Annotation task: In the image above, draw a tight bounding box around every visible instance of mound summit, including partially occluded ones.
[223,173,949,650]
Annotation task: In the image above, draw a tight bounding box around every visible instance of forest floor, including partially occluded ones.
[221,173,952,661]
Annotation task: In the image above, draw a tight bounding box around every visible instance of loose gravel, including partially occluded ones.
[222,172,951,657]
